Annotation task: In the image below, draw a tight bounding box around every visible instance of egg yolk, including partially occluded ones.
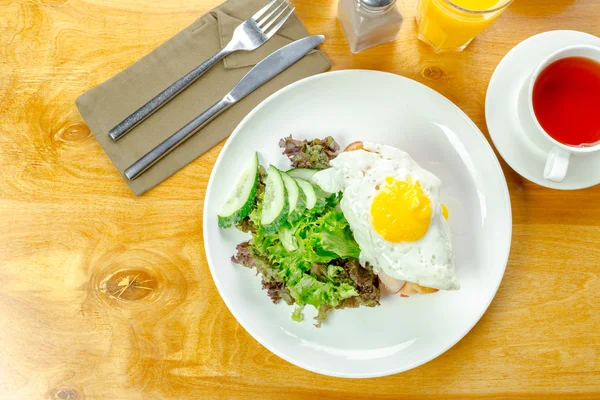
[442,204,449,219]
[371,177,432,242]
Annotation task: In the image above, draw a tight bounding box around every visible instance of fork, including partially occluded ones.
[109,0,295,141]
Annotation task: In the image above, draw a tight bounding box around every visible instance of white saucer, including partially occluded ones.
[486,30,600,190]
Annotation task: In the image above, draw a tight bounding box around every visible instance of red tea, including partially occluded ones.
[532,56,600,147]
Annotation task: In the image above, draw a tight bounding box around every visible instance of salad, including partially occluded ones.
[217,136,380,326]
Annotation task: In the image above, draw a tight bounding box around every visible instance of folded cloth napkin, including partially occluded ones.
[76,0,330,195]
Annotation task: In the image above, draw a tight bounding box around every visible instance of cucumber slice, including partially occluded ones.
[287,168,318,184]
[261,166,289,232]
[218,153,259,229]
[294,178,317,210]
[280,170,306,223]
[312,184,330,213]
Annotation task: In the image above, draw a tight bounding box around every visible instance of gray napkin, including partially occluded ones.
[76,0,330,195]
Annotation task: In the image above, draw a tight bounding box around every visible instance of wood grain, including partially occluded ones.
[1,0,599,398]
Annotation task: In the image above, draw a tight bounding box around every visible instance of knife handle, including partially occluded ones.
[124,95,235,180]
[109,48,232,142]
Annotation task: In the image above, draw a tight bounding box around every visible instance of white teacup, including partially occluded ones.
[527,44,600,183]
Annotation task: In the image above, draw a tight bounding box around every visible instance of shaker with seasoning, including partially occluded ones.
[338,0,403,54]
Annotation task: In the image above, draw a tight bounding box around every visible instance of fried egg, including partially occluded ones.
[313,142,459,291]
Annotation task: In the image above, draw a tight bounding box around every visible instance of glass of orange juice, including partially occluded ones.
[417,0,513,53]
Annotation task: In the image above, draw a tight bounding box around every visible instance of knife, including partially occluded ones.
[124,35,325,181]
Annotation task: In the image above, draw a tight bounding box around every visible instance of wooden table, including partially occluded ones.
[1,0,599,398]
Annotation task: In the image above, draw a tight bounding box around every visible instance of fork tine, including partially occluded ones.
[251,0,279,21]
[263,6,294,36]
[256,0,287,27]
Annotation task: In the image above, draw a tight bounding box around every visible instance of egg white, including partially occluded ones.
[313,142,459,291]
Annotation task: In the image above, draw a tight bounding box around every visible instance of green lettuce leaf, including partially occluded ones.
[230,153,380,326]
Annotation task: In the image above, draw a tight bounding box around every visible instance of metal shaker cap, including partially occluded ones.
[360,0,396,8]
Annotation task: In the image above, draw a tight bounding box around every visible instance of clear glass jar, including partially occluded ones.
[338,0,403,54]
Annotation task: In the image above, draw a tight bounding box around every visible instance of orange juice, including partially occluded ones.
[417,0,512,53]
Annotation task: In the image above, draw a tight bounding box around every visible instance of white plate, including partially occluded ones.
[203,70,512,378]
[486,30,600,190]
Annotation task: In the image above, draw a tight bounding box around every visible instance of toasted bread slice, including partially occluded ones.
[344,141,364,152]
[400,282,439,297]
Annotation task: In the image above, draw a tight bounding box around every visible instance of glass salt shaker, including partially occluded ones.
[338,0,403,54]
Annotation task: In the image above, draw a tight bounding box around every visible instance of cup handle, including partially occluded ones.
[544,147,571,183]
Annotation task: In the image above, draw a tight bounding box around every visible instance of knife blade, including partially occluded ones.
[229,35,325,101]
[124,35,325,181]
